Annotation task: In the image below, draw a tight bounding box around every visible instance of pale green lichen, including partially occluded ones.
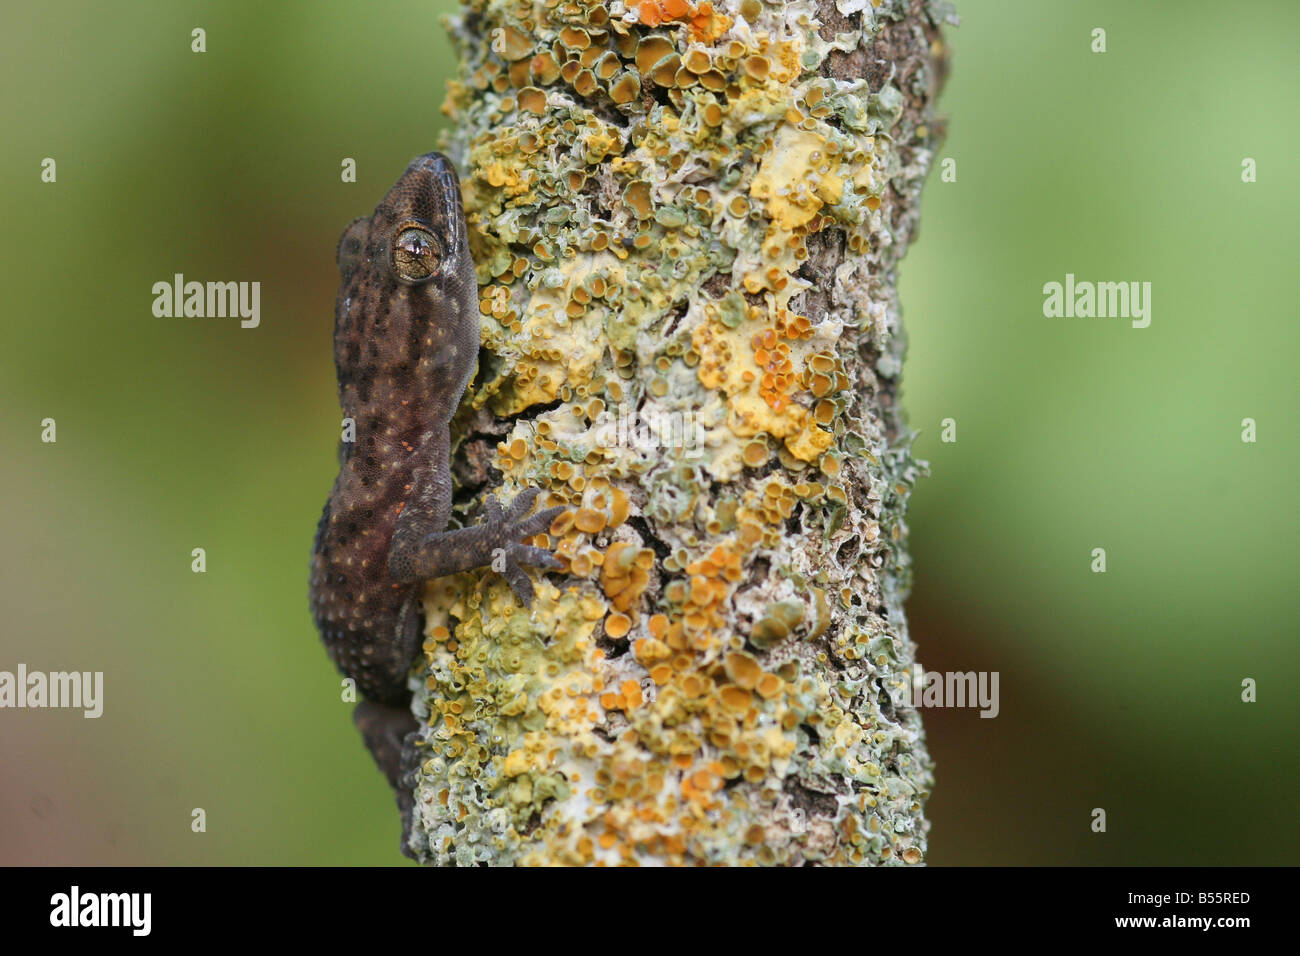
[404,0,948,866]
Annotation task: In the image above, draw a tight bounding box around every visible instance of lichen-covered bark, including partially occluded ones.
[405,0,951,865]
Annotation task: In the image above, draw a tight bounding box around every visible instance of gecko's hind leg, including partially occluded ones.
[354,699,422,858]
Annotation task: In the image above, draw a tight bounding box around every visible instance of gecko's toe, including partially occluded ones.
[503,560,536,607]
[516,505,566,537]
[509,543,562,569]
[503,486,542,521]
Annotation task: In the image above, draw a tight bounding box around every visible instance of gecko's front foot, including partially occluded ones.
[484,487,565,607]
[391,486,567,602]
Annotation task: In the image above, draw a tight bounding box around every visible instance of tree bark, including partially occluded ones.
[406,0,951,865]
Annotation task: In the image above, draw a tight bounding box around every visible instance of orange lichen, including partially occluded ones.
[600,542,654,612]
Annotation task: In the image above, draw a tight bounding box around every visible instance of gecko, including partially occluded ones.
[308,152,563,851]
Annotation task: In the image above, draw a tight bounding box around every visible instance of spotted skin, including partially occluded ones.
[308,153,563,850]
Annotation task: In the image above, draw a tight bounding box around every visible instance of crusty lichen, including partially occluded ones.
[406,0,949,865]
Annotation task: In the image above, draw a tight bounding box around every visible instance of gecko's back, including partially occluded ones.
[309,153,479,705]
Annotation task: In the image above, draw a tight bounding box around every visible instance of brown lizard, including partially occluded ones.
[308,153,563,854]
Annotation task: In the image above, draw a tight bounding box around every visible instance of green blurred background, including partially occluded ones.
[2,1,1295,865]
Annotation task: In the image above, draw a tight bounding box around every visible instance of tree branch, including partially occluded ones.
[405,0,951,866]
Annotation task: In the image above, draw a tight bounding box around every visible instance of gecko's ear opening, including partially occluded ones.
[336,216,370,279]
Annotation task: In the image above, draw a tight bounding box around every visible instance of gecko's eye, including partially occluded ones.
[392,225,441,283]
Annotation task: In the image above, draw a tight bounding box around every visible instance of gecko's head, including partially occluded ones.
[381,153,467,286]
[336,152,471,291]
